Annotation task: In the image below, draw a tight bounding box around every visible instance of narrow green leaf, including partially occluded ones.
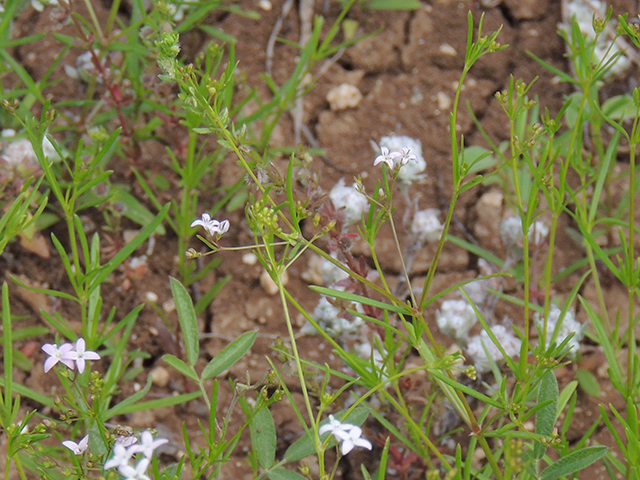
[267,468,307,480]
[309,286,409,315]
[576,368,601,397]
[170,277,199,366]
[540,446,607,480]
[2,282,13,414]
[201,331,257,380]
[115,391,202,415]
[162,354,199,382]
[534,370,559,460]
[284,407,369,462]
[250,408,276,469]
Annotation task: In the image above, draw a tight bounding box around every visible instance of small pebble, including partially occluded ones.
[260,269,288,295]
[436,91,452,111]
[150,366,170,388]
[439,43,457,56]
[123,230,140,244]
[326,83,362,111]
[242,252,258,265]
[145,291,158,303]
[162,298,176,314]
[258,0,272,10]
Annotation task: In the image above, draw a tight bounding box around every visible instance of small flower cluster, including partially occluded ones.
[329,179,369,226]
[500,215,549,248]
[466,324,522,373]
[375,135,427,184]
[534,304,583,358]
[374,146,417,169]
[104,431,168,480]
[42,338,100,374]
[191,213,230,237]
[319,415,372,455]
[436,299,477,342]
[411,208,444,243]
[301,296,365,338]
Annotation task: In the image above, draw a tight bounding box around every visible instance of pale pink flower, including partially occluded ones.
[373,146,394,169]
[190,213,230,237]
[42,343,76,372]
[69,338,100,374]
[62,434,89,455]
[104,443,135,470]
[319,415,372,455]
[118,458,151,480]
[389,146,418,165]
[130,431,169,459]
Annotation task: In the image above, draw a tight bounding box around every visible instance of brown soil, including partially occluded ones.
[2,0,638,479]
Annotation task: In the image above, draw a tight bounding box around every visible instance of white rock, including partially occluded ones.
[260,269,288,295]
[150,366,170,388]
[326,83,363,111]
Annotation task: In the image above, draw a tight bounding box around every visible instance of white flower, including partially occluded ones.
[115,435,138,448]
[373,146,394,169]
[63,435,89,455]
[389,146,418,166]
[191,213,230,237]
[104,443,135,470]
[329,178,369,226]
[129,431,169,459]
[118,458,151,480]
[31,0,59,11]
[466,324,521,373]
[379,135,426,184]
[334,426,372,455]
[319,416,372,455]
[42,343,76,372]
[411,208,443,242]
[69,338,101,374]
[436,299,477,341]
[534,305,583,358]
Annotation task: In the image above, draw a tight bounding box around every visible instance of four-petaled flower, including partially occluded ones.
[319,415,372,456]
[42,343,76,373]
[63,434,89,455]
[70,338,101,374]
[130,431,169,458]
[190,213,230,237]
[118,458,151,480]
[104,443,135,470]
[373,146,395,169]
[389,146,417,166]
[333,425,372,455]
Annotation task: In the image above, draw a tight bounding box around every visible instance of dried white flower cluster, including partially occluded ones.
[329,178,369,226]
[411,208,443,243]
[466,324,522,373]
[301,297,365,338]
[378,135,426,184]
[302,254,349,287]
[436,299,477,342]
[500,216,549,248]
[1,129,59,169]
[534,305,584,358]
